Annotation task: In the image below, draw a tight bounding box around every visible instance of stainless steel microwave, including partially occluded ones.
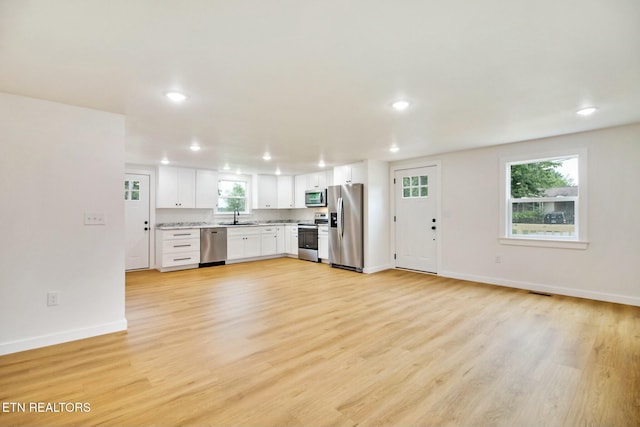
[305,189,327,207]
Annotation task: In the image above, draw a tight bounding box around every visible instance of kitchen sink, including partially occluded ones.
[220,222,255,226]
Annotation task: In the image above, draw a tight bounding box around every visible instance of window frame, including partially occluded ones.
[215,175,251,215]
[499,149,588,250]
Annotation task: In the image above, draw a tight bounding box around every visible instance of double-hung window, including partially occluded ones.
[217,179,248,213]
[501,150,588,249]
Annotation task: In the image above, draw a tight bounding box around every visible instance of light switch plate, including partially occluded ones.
[84,212,106,225]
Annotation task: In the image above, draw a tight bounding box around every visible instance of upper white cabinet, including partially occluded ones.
[254,174,278,209]
[157,166,196,208]
[334,162,365,185]
[294,175,307,208]
[195,169,218,209]
[277,176,294,208]
[253,174,294,209]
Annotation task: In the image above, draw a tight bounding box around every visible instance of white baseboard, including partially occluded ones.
[0,319,128,356]
[439,270,640,307]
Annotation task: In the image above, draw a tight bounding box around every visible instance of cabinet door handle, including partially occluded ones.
[173,257,191,261]
[174,244,191,248]
[173,233,191,236]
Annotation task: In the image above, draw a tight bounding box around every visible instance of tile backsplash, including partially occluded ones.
[156,208,323,225]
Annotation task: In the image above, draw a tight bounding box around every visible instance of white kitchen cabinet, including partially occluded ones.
[318,224,328,260]
[156,228,200,272]
[306,171,329,189]
[157,166,196,208]
[254,175,278,209]
[294,175,307,208]
[333,162,365,185]
[227,227,262,260]
[195,169,218,209]
[276,226,285,253]
[277,176,294,208]
[260,225,286,255]
[285,225,298,256]
[261,226,277,255]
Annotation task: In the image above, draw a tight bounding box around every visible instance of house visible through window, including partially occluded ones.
[217,179,247,213]
[507,156,579,240]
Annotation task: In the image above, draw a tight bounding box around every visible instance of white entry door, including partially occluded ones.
[125,174,150,270]
[395,166,438,273]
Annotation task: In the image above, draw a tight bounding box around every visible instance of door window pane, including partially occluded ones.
[402,175,429,199]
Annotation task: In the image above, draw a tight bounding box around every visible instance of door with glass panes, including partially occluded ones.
[125,174,150,270]
[395,166,438,273]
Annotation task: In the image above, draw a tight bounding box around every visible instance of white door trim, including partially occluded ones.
[389,160,442,274]
[125,165,156,269]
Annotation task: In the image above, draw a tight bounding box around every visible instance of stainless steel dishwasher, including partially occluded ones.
[200,227,227,267]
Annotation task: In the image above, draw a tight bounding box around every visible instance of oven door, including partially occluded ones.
[298,225,319,262]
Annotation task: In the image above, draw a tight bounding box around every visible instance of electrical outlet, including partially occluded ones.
[47,291,60,306]
[84,212,105,225]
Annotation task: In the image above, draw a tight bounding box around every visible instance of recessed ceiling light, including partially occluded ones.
[165,91,188,102]
[223,164,230,171]
[263,152,272,161]
[318,160,326,168]
[576,106,597,116]
[161,158,170,165]
[391,100,410,111]
[190,144,201,152]
[275,168,281,175]
[236,169,242,175]
[389,145,399,153]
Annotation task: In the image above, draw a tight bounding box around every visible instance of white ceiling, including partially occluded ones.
[1,1,639,175]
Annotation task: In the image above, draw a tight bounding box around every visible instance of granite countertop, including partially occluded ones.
[156,220,311,230]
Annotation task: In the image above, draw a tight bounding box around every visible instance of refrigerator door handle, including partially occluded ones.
[337,197,344,240]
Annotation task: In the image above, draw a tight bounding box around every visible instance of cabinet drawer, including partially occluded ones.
[227,227,261,237]
[162,238,200,253]
[162,229,199,240]
[162,251,200,267]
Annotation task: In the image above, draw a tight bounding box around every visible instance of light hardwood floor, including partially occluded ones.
[1,258,639,426]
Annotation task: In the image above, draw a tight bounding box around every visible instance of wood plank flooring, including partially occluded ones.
[1,258,639,426]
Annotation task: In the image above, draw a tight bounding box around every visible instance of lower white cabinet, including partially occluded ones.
[261,226,278,256]
[260,226,287,256]
[156,228,200,272]
[285,225,298,256]
[227,227,261,260]
[318,225,328,260]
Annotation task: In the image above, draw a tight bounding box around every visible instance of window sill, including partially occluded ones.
[499,237,589,250]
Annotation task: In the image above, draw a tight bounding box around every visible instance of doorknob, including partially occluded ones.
[144,227,149,231]
[144,221,148,224]
[431,226,436,230]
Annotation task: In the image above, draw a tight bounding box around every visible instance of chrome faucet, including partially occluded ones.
[233,209,239,225]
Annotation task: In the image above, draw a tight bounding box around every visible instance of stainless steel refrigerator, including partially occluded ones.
[328,183,364,272]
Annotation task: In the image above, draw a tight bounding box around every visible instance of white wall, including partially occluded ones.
[364,160,392,273]
[391,123,640,306]
[0,93,127,355]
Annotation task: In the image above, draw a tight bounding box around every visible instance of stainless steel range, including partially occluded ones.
[298,212,328,262]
